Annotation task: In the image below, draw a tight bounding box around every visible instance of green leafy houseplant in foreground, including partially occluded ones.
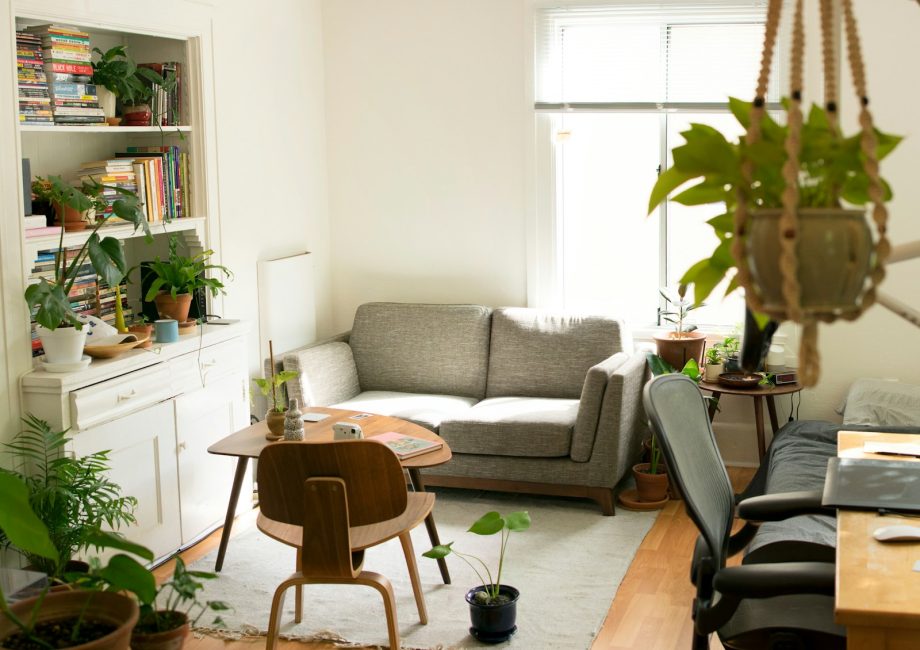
[0,415,138,578]
[26,176,149,330]
[647,97,902,308]
[143,235,231,302]
[253,370,299,414]
[424,511,531,605]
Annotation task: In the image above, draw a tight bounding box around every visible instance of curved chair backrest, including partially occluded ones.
[258,440,408,528]
[643,374,735,571]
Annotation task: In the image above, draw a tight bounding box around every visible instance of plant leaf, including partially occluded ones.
[468,511,504,536]
[98,554,156,604]
[505,511,531,532]
[422,542,453,559]
[0,472,59,563]
[84,529,154,561]
[646,353,676,377]
[648,166,696,214]
[88,235,127,289]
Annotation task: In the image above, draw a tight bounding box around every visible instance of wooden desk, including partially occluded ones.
[836,430,920,649]
[698,379,802,461]
[208,407,453,583]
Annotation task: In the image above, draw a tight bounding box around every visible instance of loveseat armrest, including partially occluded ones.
[278,335,361,408]
[571,352,630,462]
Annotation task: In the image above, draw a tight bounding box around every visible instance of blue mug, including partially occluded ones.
[154,319,179,343]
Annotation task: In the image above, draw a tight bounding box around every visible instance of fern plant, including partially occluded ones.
[0,415,138,577]
[142,234,231,301]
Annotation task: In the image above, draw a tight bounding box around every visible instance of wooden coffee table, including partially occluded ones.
[207,407,453,583]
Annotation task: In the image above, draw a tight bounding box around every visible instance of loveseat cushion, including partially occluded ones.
[485,308,625,399]
[439,397,579,457]
[349,303,492,399]
[283,341,361,406]
[331,390,478,432]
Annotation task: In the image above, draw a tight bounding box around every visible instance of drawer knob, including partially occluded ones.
[117,389,138,402]
[178,442,188,452]
[201,360,217,368]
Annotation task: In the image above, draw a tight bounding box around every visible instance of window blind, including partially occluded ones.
[535,1,783,109]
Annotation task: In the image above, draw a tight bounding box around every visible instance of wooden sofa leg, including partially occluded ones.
[591,487,616,516]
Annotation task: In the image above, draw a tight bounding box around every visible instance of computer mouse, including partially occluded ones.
[872,525,920,542]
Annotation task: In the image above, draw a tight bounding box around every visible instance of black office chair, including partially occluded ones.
[643,374,845,650]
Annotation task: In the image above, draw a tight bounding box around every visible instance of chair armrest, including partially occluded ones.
[571,352,629,462]
[737,490,835,522]
[713,562,835,599]
[282,340,361,407]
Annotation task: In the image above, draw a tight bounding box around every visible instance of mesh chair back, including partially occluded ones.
[258,440,408,528]
[644,374,735,570]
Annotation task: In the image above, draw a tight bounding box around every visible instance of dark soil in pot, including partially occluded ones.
[466,584,519,644]
[2,619,117,649]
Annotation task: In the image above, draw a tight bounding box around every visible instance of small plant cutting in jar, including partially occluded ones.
[26,176,148,364]
[253,369,299,442]
[424,511,531,643]
[654,284,706,372]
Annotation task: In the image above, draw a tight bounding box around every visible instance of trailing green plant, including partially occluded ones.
[648,97,902,306]
[423,511,531,605]
[253,370,299,413]
[0,415,139,578]
[91,45,177,108]
[659,284,702,337]
[0,471,155,649]
[26,176,149,330]
[130,557,229,635]
[142,235,231,302]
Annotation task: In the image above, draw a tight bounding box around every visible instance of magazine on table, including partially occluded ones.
[373,432,443,459]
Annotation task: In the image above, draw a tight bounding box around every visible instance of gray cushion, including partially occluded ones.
[440,397,579,458]
[331,390,478,432]
[283,342,361,407]
[486,308,625,399]
[349,303,492,399]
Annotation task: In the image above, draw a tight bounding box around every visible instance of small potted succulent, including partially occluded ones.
[253,369,299,441]
[142,235,231,325]
[128,313,154,349]
[654,284,706,372]
[703,345,724,382]
[424,511,531,643]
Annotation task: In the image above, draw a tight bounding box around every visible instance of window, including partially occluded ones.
[533,3,784,329]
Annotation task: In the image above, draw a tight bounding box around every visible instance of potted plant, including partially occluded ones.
[142,235,231,325]
[91,46,176,126]
[424,511,531,643]
[0,415,139,580]
[654,284,706,372]
[633,435,670,504]
[129,557,228,650]
[25,176,148,364]
[128,312,154,348]
[253,369,299,441]
[0,472,154,650]
[703,345,724,382]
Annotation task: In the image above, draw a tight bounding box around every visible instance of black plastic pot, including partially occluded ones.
[466,584,519,644]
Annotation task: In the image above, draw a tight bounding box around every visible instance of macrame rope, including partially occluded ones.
[819,0,839,131]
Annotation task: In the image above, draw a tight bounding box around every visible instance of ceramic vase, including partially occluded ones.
[284,398,304,441]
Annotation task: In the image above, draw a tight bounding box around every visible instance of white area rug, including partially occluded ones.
[192,488,656,649]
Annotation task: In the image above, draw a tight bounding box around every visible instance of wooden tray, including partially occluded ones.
[84,334,149,359]
[717,372,763,389]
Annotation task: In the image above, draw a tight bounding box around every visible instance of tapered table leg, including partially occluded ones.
[215,457,250,572]
[707,390,723,422]
[753,396,766,461]
[407,467,451,584]
[766,395,780,433]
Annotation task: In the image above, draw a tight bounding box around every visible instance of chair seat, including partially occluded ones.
[257,491,435,551]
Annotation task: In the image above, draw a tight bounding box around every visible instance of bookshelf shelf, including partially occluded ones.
[24,216,205,251]
[19,125,192,134]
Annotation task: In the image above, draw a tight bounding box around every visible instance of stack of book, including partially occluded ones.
[79,159,138,222]
[24,214,61,239]
[24,24,105,126]
[28,247,98,357]
[119,146,189,220]
[16,31,52,125]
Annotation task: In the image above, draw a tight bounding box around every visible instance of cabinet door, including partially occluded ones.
[175,374,249,546]
[70,401,181,561]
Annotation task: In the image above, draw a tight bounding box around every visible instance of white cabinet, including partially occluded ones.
[21,323,250,562]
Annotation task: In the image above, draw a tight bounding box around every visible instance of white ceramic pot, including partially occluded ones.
[37,324,88,364]
[705,363,724,381]
[97,86,117,119]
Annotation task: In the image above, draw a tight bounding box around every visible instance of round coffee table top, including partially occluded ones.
[698,379,802,397]
[208,407,452,468]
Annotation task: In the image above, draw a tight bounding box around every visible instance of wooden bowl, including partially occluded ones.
[717,372,763,389]
[84,334,149,359]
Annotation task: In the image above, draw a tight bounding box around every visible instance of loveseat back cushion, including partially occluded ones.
[349,303,492,399]
[283,342,361,407]
[486,308,625,399]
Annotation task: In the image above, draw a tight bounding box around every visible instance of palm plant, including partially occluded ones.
[0,415,138,577]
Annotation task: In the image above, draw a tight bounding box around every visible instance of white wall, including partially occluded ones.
[322,0,529,332]
[321,0,920,464]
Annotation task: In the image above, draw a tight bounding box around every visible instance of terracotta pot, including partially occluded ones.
[633,463,670,503]
[265,409,286,441]
[129,323,154,348]
[746,208,872,315]
[466,584,519,643]
[131,612,189,650]
[154,292,193,323]
[0,590,138,650]
[653,330,706,372]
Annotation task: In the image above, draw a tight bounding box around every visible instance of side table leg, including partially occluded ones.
[753,396,766,462]
[707,391,723,422]
[407,467,451,585]
[215,457,250,572]
[766,395,780,433]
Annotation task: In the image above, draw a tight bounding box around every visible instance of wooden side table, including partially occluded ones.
[698,379,802,461]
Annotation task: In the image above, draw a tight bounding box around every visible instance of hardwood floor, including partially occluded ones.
[165,467,756,649]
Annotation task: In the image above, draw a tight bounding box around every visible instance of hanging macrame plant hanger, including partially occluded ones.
[732,0,890,387]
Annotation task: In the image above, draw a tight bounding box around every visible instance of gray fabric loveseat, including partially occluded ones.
[279,302,649,514]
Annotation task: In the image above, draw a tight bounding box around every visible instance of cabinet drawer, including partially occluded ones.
[70,366,173,430]
[197,338,246,385]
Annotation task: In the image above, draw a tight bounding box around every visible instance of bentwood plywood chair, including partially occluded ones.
[257,440,434,649]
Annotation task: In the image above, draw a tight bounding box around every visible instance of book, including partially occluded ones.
[372,432,443,460]
[24,215,47,229]
[25,226,63,238]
